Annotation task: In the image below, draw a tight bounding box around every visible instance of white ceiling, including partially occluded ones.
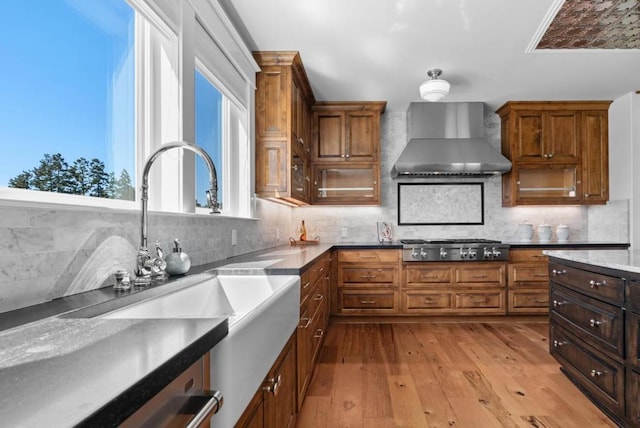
[221,0,640,112]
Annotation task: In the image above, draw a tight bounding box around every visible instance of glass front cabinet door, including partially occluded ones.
[312,164,379,205]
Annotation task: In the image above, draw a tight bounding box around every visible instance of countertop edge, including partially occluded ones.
[76,318,228,427]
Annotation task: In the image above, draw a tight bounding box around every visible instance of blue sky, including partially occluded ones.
[0,0,135,187]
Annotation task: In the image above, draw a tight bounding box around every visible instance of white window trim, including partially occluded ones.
[0,0,258,218]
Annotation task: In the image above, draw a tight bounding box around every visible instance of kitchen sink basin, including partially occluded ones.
[100,273,301,427]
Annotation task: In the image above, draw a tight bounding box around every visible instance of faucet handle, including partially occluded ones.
[155,241,164,259]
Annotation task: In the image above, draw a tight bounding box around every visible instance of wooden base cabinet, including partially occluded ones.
[402,262,507,316]
[507,249,549,314]
[297,253,330,410]
[335,249,401,315]
[235,334,297,428]
[548,257,633,427]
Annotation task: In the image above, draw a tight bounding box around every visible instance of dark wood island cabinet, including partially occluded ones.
[548,253,640,427]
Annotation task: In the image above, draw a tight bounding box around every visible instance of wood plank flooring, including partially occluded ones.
[296,321,616,428]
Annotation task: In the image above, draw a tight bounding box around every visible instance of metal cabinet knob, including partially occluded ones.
[590,369,604,378]
[589,279,605,288]
[552,269,567,276]
[263,374,282,395]
[589,319,602,328]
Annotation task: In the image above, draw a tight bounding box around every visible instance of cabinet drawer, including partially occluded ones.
[454,264,506,286]
[403,291,452,311]
[508,290,549,314]
[549,262,624,304]
[454,291,505,311]
[509,249,548,263]
[338,249,399,263]
[550,324,625,418]
[338,290,397,312]
[300,270,314,305]
[550,285,624,358]
[508,264,549,287]
[404,267,452,286]
[339,267,397,285]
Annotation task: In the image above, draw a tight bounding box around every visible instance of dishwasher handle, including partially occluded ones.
[185,390,223,428]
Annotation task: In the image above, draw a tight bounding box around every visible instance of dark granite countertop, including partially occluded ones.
[0,239,628,426]
[0,316,227,427]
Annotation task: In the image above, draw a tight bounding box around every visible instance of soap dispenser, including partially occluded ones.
[165,239,191,276]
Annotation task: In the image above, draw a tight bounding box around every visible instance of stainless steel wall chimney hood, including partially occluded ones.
[391,102,512,177]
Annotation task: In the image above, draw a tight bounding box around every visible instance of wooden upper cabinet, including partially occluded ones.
[510,109,579,163]
[497,101,611,206]
[312,102,384,163]
[254,51,386,206]
[253,51,315,206]
[582,110,609,204]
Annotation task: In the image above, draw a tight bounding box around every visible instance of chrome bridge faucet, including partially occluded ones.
[135,141,220,285]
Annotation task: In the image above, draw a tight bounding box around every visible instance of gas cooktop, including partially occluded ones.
[400,238,509,261]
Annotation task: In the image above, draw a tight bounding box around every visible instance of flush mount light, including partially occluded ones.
[419,69,450,102]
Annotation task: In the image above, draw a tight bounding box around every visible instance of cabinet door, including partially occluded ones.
[346,111,378,162]
[264,337,296,428]
[256,67,290,139]
[291,148,310,203]
[513,110,545,161]
[313,111,346,162]
[581,110,609,204]
[546,110,580,162]
[312,164,379,204]
[514,164,580,204]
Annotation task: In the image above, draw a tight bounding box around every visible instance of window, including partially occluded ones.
[0,0,256,217]
[195,70,223,210]
[0,0,136,202]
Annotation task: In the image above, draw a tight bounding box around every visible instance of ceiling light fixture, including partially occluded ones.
[419,69,450,102]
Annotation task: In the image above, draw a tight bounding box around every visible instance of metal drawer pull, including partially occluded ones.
[590,369,604,378]
[318,267,324,272]
[589,319,602,328]
[302,281,311,289]
[553,340,566,348]
[589,279,605,288]
[424,298,436,303]
[533,299,548,304]
[314,294,324,301]
[552,269,567,276]
[552,300,567,308]
[360,300,377,304]
[263,374,282,395]
[533,274,548,278]
[185,390,223,428]
[472,275,488,279]
[298,317,311,328]
[360,255,378,259]
[360,274,377,279]
[314,329,324,338]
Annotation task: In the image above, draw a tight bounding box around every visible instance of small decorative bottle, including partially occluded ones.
[300,220,307,241]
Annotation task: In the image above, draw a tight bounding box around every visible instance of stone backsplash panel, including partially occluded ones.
[0,199,291,313]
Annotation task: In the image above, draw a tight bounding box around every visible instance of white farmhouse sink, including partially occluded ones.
[101,274,300,427]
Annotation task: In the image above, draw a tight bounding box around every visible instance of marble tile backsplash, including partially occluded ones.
[0,106,630,314]
[0,199,291,314]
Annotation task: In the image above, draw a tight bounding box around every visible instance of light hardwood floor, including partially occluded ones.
[296,321,616,428]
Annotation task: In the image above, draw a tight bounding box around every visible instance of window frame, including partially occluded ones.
[0,0,257,219]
